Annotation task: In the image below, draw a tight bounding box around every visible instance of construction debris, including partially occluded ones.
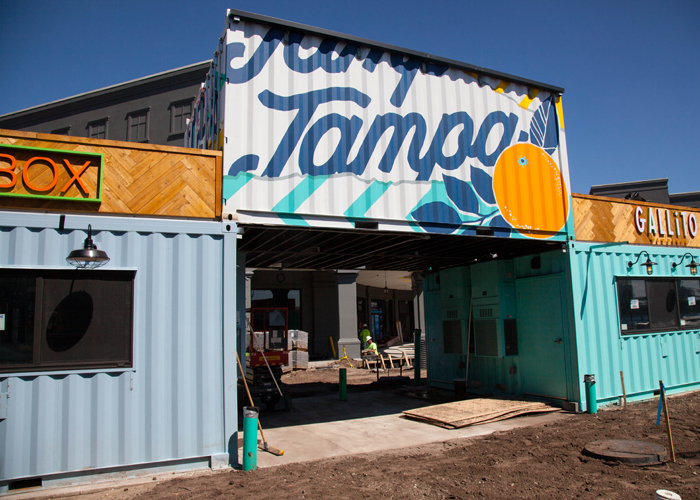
[402,398,560,429]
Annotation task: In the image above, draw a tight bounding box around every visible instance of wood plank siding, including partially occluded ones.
[573,193,700,247]
[0,129,221,219]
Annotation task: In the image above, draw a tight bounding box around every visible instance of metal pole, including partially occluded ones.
[413,329,422,386]
[339,368,347,401]
[242,406,258,471]
[584,374,597,414]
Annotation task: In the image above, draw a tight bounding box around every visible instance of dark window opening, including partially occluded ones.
[617,277,698,334]
[127,109,150,143]
[170,100,193,135]
[87,119,108,140]
[0,269,134,372]
[51,126,71,136]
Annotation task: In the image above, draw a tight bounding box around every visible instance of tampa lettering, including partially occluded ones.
[237,88,517,180]
[0,153,92,195]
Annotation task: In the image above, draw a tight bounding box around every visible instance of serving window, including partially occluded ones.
[616,277,700,334]
[0,269,134,373]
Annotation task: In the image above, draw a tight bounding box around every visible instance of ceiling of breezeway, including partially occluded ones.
[238,225,564,272]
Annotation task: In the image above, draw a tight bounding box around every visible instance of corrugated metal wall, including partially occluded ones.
[0,213,232,482]
[213,16,571,239]
[570,242,700,406]
[425,250,577,400]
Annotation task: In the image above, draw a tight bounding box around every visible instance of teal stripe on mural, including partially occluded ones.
[222,173,255,202]
[343,180,393,218]
[277,214,310,226]
[273,175,329,213]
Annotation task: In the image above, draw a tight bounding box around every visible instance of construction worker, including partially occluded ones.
[363,337,378,356]
[359,323,371,349]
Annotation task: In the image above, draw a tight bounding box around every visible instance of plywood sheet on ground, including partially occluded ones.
[403,398,560,429]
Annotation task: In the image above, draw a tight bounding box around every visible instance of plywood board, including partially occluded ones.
[403,398,559,429]
[0,129,222,219]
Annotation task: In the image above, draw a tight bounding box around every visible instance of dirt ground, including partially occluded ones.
[36,366,700,500]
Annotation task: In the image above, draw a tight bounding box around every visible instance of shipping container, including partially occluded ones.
[188,9,573,241]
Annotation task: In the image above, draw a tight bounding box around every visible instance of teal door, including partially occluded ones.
[516,275,567,400]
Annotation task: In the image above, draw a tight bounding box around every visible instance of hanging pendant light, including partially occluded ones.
[627,251,656,276]
[672,253,698,276]
[384,271,389,294]
[66,225,110,269]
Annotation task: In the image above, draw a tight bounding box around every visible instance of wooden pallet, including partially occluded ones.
[403,398,560,429]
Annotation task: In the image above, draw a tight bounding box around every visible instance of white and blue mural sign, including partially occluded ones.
[189,18,572,239]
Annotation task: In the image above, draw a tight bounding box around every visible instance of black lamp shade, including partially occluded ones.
[66,225,110,269]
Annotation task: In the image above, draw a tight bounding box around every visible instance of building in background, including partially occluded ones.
[0,62,209,148]
[590,178,700,209]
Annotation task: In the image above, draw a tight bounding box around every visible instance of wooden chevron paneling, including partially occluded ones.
[0,129,221,219]
[573,194,700,248]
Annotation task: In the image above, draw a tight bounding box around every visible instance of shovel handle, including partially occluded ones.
[236,351,267,444]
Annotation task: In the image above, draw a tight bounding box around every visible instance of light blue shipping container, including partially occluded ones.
[0,212,238,492]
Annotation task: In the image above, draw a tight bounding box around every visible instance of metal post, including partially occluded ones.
[584,374,597,414]
[242,406,259,471]
[339,368,347,401]
[413,329,422,386]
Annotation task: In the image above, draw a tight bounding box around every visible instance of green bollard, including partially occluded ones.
[339,368,347,401]
[413,329,422,386]
[242,406,258,471]
[584,374,597,414]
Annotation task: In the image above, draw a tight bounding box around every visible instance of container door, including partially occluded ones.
[516,275,567,400]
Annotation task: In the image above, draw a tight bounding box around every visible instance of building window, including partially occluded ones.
[127,109,150,142]
[87,119,108,139]
[170,100,192,135]
[616,277,700,334]
[0,269,134,373]
[251,289,301,330]
[51,126,71,136]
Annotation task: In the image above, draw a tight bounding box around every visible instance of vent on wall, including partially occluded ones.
[479,308,493,318]
[443,320,462,354]
[446,310,458,319]
[474,319,498,357]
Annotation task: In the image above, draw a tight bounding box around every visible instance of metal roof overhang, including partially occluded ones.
[238,224,564,272]
[226,9,565,96]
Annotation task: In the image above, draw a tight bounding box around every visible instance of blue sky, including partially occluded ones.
[1,0,698,195]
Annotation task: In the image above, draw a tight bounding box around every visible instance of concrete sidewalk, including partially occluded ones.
[248,389,569,468]
[8,389,568,499]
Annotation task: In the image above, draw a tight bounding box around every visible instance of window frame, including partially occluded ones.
[87,118,109,140]
[169,99,193,136]
[616,276,700,336]
[0,268,135,374]
[51,126,71,136]
[127,108,150,143]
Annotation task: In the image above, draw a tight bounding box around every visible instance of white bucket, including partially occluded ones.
[655,490,681,500]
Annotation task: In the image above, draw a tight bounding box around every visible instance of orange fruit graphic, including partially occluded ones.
[492,143,568,238]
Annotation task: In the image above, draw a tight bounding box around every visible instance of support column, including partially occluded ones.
[236,252,247,377]
[412,271,425,337]
[336,271,361,359]
[221,228,238,467]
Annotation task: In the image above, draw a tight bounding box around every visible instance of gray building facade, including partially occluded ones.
[0,62,209,148]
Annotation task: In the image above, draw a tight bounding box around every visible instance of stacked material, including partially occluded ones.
[290,349,308,370]
[247,332,266,351]
[288,329,309,370]
[289,330,308,350]
[403,398,559,429]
